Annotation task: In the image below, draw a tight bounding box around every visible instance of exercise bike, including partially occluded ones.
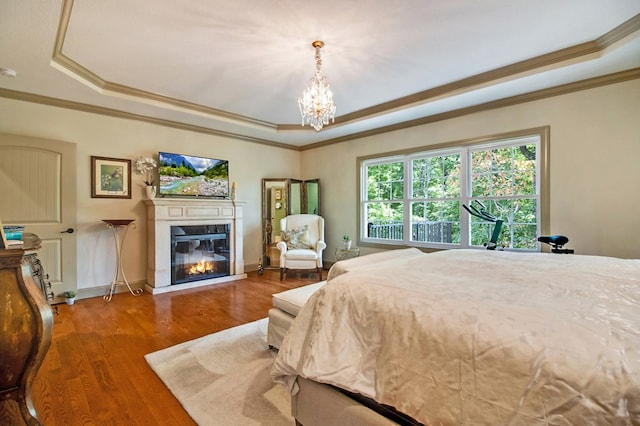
[462,200,503,250]
[537,235,574,254]
[464,201,574,253]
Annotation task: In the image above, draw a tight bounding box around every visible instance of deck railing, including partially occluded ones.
[367,221,454,243]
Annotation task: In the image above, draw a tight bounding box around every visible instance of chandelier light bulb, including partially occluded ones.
[298,41,336,131]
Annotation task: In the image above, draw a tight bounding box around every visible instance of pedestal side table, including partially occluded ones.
[102,219,142,302]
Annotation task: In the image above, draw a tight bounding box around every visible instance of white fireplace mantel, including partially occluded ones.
[144,198,246,294]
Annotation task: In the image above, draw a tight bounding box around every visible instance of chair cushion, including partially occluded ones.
[282,225,313,249]
[272,281,326,316]
[285,249,318,261]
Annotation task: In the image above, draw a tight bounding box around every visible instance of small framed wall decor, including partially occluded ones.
[91,156,132,199]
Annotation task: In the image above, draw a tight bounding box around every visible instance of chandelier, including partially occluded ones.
[298,40,336,131]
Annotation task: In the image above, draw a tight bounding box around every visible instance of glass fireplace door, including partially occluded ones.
[170,224,230,285]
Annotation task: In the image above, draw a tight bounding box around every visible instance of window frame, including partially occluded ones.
[357,127,550,251]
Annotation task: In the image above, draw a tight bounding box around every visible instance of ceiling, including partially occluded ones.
[1,1,639,149]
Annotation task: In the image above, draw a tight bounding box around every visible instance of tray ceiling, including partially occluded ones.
[1,1,639,148]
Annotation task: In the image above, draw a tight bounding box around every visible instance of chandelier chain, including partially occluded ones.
[315,47,322,71]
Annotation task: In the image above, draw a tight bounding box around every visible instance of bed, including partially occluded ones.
[271,248,640,425]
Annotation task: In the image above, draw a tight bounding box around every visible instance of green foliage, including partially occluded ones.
[365,141,539,249]
[471,145,536,197]
[159,160,198,177]
[367,162,404,201]
[412,155,460,199]
[203,161,229,179]
[468,144,537,248]
[159,159,229,182]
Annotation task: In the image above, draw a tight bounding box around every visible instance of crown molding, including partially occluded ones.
[52,0,276,132]
[597,13,640,47]
[0,88,293,150]
[283,13,640,131]
[301,68,640,150]
[1,68,638,152]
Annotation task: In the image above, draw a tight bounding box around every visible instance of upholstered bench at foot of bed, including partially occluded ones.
[267,281,326,350]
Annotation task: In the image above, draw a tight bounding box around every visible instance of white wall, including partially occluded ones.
[0,98,300,291]
[301,79,640,259]
[1,79,638,296]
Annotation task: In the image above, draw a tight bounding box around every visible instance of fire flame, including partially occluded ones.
[189,259,214,275]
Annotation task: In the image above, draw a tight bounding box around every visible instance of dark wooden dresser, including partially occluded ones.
[0,234,53,425]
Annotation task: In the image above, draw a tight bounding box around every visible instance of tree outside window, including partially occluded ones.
[365,160,404,241]
[361,133,543,251]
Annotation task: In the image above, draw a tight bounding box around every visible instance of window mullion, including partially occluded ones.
[404,157,411,244]
[460,147,470,247]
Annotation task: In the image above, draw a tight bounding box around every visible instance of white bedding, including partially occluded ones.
[325,247,424,281]
[272,249,640,425]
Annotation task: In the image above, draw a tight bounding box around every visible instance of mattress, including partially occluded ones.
[272,249,640,424]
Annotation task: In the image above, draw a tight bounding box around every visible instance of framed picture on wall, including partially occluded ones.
[91,156,132,199]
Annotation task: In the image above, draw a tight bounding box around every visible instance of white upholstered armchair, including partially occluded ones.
[276,214,326,281]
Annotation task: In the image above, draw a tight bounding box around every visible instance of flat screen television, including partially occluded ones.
[158,152,229,198]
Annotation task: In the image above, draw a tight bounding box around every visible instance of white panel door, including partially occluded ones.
[0,133,77,302]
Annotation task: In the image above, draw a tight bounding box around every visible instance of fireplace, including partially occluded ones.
[171,224,230,285]
[145,198,246,294]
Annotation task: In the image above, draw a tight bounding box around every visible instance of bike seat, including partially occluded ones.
[538,235,569,247]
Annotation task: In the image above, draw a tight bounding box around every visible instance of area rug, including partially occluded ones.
[144,318,293,425]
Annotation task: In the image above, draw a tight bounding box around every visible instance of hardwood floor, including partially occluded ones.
[31,269,318,426]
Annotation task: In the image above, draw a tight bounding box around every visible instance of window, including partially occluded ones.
[410,150,462,245]
[364,158,405,241]
[359,129,548,251]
